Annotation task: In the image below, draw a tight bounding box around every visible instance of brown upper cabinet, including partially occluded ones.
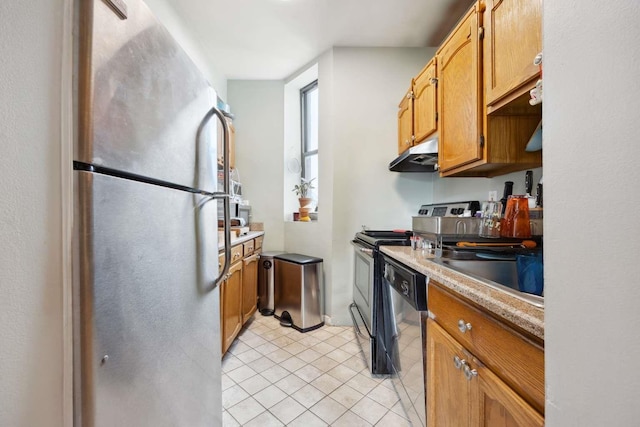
[436,6,483,174]
[484,0,543,111]
[413,58,438,145]
[399,0,543,177]
[397,88,414,154]
[396,59,438,155]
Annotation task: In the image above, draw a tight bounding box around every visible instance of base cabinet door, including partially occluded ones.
[428,318,544,427]
[473,360,544,427]
[427,318,472,426]
[221,261,242,355]
[241,253,259,324]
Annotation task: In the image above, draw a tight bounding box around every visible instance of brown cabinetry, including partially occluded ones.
[436,1,542,177]
[220,256,242,355]
[395,0,543,177]
[219,235,264,356]
[397,88,414,154]
[413,58,438,144]
[484,0,543,110]
[436,6,483,173]
[396,59,438,156]
[427,281,544,425]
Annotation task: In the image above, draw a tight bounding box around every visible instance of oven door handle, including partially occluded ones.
[349,303,372,339]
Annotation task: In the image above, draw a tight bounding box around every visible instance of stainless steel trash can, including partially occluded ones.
[258,251,286,316]
[274,253,324,332]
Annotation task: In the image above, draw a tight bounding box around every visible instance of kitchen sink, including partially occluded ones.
[433,258,544,307]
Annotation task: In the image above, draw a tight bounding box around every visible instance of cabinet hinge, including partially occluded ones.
[435,112,439,122]
[479,27,485,40]
[479,135,485,148]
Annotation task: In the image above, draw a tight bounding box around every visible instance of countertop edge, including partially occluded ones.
[380,246,544,341]
[218,231,265,251]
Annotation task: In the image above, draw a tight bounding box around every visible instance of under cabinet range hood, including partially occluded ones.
[388,137,438,172]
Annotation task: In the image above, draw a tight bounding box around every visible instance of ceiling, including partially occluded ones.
[164,0,475,80]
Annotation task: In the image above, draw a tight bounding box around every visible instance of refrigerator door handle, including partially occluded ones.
[198,106,231,287]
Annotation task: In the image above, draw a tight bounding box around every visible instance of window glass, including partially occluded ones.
[301,80,319,204]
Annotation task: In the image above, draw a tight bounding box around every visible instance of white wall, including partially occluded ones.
[328,47,435,324]
[227,80,286,251]
[0,1,66,425]
[431,168,543,205]
[544,2,640,425]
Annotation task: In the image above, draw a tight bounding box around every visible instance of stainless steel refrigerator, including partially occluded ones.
[73,0,232,425]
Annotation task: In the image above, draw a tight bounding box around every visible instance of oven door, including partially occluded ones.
[352,243,375,329]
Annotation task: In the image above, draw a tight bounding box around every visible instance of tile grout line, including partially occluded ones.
[222,314,411,426]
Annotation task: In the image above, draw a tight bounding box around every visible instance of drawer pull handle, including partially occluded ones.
[458,319,472,333]
[401,281,410,296]
[453,356,466,370]
[463,364,478,381]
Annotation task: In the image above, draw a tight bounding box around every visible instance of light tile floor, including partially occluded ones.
[222,313,412,426]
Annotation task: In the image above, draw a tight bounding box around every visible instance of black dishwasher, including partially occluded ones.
[380,254,428,427]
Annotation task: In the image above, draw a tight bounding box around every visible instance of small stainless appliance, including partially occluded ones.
[349,230,411,374]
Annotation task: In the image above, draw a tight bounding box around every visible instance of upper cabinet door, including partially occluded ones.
[413,58,438,144]
[397,88,414,154]
[484,0,543,107]
[436,6,483,172]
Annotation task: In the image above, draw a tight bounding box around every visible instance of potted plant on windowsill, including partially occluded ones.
[292,177,315,221]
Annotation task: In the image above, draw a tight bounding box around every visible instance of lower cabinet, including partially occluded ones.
[427,281,544,426]
[241,253,260,324]
[221,260,243,355]
[427,319,543,426]
[219,236,263,356]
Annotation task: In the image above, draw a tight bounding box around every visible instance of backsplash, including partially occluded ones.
[431,168,543,208]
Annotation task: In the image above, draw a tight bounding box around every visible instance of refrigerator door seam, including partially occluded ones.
[73,161,229,199]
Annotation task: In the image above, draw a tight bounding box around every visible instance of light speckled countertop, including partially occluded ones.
[218,231,264,251]
[380,246,544,341]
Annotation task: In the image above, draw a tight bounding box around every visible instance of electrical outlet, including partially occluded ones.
[488,190,498,201]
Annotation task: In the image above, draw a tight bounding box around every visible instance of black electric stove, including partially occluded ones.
[352,230,412,249]
[350,229,411,374]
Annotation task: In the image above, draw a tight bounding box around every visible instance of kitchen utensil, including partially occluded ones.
[536,183,543,207]
[501,195,532,238]
[500,181,514,216]
[525,171,536,208]
[478,200,502,238]
[456,240,537,248]
[525,170,533,195]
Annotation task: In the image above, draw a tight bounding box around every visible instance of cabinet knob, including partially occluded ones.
[458,319,472,333]
[463,364,478,381]
[430,77,438,85]
[453,356,466,370]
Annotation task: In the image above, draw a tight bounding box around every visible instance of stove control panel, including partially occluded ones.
[417,201,480,217]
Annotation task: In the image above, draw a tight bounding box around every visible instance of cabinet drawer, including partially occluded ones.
[243,239,255,256]
[254,235,263,250]
[220,245,244,270]
[428,282,545,414]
